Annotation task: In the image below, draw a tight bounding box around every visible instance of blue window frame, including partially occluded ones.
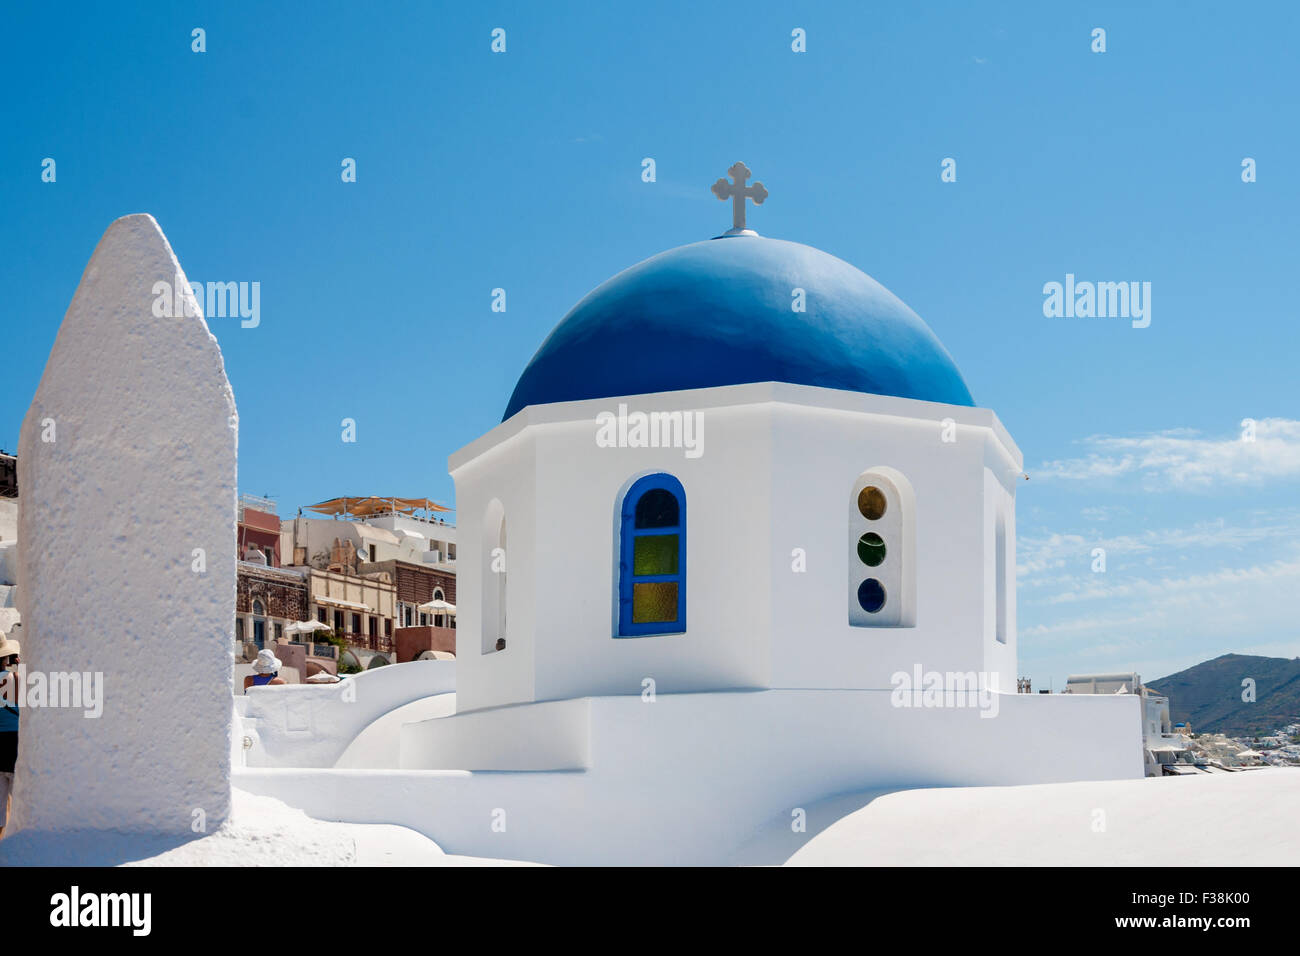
[618,473,686,636]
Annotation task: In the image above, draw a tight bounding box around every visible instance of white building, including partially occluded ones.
[282,511,455,572]
[363,512,457,570]
[236,172,1147,864]
[1064,672,1188,774]
[451,380,1023,711]
[451,206,1021,712]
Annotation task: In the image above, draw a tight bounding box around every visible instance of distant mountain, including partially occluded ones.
[1147,653,1300,738]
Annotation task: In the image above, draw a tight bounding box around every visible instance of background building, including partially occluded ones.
[307,567,397,654]
[362,559,456,628]
[272,495,456,659]
[281,496,455,573]
[363,557,457,661]
[227,494,458,661]
[238,493,281,566]
[0,450,19,638]
[236,559,309,649]
[1063,672,1188,775]
[0,450,16,500]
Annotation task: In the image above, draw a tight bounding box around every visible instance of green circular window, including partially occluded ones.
[857,578,886,613]
[857,532,886,567]
[857,486,887,520]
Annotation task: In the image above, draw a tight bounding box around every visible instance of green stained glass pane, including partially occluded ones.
[633,582,679,623]
[857,532,886,567]
[634,534,679,575]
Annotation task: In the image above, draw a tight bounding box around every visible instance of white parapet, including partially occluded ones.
[240,686,1144,865]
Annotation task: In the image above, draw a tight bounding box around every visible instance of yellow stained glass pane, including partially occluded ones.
[858,486,887,520]
[633,582,678,623]
[633,534,679,575]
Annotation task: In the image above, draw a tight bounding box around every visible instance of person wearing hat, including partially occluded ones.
[0,637,20,836]
[243,648,287,693]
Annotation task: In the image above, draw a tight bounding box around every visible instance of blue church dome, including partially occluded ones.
[503,235,973,421]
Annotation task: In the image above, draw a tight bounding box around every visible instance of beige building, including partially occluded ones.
[307,567,397,653]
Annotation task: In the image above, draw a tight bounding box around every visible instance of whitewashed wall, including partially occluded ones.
[14,214,235,837]
[452,437,538,711]
[239,659,455,768]
[451,382,1023,708]
[239,687,1143,866]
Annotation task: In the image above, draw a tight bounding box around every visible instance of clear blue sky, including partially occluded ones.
[2,2,1297,686]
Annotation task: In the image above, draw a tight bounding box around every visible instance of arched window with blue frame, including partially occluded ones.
[618,473,686,636]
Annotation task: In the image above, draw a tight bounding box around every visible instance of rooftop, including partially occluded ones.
[504,235,973,421]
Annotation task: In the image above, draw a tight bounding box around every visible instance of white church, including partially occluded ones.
[3,166,1146,867]
[456,160,1021,709]
[330,162,1141,863]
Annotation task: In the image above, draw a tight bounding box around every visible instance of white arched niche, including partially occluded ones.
[847,466,916,628]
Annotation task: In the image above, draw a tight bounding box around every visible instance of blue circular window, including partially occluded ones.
[857,578,886,613]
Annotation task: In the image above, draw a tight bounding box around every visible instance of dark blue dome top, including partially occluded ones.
[503,236,973,421]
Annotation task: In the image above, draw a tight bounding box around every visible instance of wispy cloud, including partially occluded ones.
[1079,505,1128,522]
[1038,556,1300,606]
[1033,418,1300,489]
[1017,512,1300,579]
[1019,609,1168,641]
[1016,504,1300,678]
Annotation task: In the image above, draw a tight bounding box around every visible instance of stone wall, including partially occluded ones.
[237,564,309,620]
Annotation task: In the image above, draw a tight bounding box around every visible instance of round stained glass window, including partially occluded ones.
[858,486,887,520]
[857,532,886,567]
[857,578,886,613]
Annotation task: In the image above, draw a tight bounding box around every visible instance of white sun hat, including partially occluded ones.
[253,649,282,675]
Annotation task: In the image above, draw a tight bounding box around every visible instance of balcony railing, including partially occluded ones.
[338,631,392,654]
[238,493,278,519]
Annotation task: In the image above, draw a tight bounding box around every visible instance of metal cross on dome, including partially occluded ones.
[711,161,768,234]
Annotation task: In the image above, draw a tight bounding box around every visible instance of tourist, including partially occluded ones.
[0,638,20,837]
[243,649,287,693]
